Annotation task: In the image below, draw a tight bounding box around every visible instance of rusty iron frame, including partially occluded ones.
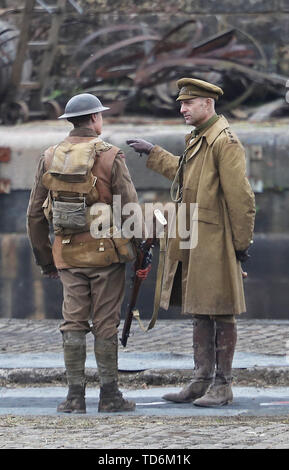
[75,19,289,114]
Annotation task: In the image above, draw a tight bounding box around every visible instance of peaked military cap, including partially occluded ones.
[176,78,224,101]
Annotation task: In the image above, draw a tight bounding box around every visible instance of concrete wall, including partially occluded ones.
[0,118,288,320]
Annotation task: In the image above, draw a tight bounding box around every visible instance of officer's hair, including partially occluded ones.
[67,113,95,127]
[200,97,215,109]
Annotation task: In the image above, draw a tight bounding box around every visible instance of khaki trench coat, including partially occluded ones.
[147,115,255,316]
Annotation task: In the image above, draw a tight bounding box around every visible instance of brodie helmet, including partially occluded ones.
[58,93,109,119]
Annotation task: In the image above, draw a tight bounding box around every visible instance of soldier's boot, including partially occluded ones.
[57,384,86,413]
[94,334,135,413]
[193,321,237,407]
[162,316,215,403]
[57,330,87,414]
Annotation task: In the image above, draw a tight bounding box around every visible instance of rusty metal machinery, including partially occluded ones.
[0,0,66,124]
[74,20,289,119]
[0,4,288,122]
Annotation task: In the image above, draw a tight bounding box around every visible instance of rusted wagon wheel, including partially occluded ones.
[43,99,63,120]
[3,100,30,123]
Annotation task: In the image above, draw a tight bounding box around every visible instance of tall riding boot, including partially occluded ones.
[57,330,87,413]
[194,321,237,407]
[94,334,135,412]
[162,316,215,403]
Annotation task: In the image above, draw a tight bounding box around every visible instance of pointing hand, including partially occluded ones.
[126,139,154,156]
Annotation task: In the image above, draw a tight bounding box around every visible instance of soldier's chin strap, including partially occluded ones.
[132,235,166,332]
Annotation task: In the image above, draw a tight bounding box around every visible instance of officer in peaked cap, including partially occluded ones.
[127,77,255,408]
[176,77,224,101]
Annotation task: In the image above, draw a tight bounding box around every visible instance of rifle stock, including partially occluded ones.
[120,237,154,347]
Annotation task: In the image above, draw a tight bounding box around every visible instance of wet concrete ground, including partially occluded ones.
[0,318,289,448]
[1,350,288,370]
[1,385,289,418]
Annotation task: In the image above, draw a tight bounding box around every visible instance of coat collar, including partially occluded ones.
[69,127,98,137]
[203,115,229,146]
[185,115,229,148]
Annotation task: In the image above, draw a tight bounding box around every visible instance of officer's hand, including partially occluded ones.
[235,249,250,263]
[126,139,154,156]
[242,270,248,279]
[136,264,152,280]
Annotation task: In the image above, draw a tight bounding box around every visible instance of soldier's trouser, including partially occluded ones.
[58,264,133,412]
[58,263,126,338]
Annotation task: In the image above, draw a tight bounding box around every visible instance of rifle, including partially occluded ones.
[120,209,167,347]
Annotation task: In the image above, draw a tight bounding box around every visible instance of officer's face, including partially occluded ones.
[180,98,209,126]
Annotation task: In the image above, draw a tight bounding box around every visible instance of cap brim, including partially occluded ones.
[176,95,199,101]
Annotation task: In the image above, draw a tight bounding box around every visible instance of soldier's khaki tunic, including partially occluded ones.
[146,115,255,317]
[27,128,139,337]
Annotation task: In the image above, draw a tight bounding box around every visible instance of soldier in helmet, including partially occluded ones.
[27,93,147,413]
[127,78,255,407]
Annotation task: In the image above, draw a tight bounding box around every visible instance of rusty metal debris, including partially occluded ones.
[1,6,288,123]
[76,20,289,118]
[0,0,67,124]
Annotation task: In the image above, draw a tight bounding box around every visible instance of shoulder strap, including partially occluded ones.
[92,144,120,180]
[43,146,56,172]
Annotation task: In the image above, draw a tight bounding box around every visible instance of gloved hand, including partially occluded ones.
[136,264,152,280]
[126,139,154,156]
[41,264,59,279]
[235,249,250,263]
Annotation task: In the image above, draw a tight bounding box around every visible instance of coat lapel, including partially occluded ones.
[185,137,204,162]
[184,116,229,163]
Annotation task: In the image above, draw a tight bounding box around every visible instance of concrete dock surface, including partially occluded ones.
[0,317,289,449]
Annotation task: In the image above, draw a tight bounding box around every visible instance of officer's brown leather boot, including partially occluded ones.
[193,321,237,407]
[193,383,233,407]
[94,334,135,413]
[57,330,87,413]
[162,315,215,403]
